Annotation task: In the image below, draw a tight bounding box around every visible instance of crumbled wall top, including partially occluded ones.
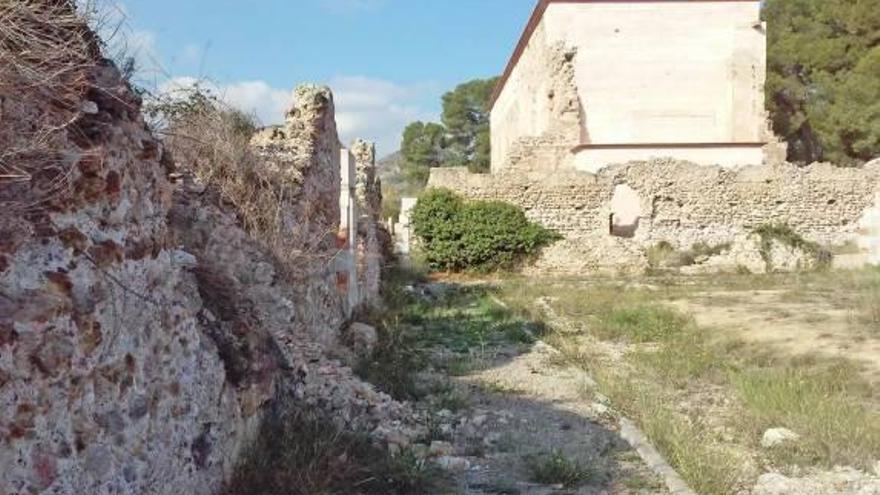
[250,84,342,253]
[352,139,382,217]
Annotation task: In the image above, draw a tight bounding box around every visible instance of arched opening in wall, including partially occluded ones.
[610,184,642,238]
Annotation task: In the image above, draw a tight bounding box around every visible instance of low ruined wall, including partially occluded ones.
[572,145,766,173]
[428,160,880,273]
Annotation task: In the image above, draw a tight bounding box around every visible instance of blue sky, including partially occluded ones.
[117,0,536,156]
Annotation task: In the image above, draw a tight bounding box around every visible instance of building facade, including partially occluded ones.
[490,0,779,173]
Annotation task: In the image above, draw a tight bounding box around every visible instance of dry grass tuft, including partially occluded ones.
[0,0,100,229]
[224,405,448,495]
[152,86,339,278]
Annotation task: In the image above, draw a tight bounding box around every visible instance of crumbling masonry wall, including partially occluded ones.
[0,10,404,494]
[251,85,348,347]
[0,50,264,494]
[429,160,880,273]
[352,139,383,306]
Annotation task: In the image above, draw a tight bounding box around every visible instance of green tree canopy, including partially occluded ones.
[764,0,880,164]
[397,77,499,191]
[400,121,446,188]
[441,77,499,173]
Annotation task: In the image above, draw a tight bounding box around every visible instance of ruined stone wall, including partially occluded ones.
[352,139,383,306]
[0,12,404,494]
[0,50,262,493]
[429,160,880,273]
[251,85,347,347]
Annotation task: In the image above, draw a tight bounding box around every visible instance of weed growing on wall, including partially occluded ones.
[410,188,560,271]
[753,223,832,272]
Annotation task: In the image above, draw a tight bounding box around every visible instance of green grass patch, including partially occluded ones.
[639,406,743,495]
[590,374,744,495]
[356,267,542,399]
[630,331,721,387]
[595,305,691,343]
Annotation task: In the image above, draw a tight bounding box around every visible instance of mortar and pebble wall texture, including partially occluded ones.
[429,160,880,273]
[0,14,406,495]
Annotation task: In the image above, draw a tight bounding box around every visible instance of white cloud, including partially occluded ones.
[221,81,292,125]
[329,76,437,156]
[317,0,387,14]
[159,75,437,157]
[158,77,291,126]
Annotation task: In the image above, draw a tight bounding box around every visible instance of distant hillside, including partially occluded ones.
[377,150,405,190]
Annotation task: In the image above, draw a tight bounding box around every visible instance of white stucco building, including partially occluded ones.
[490,0,779,173]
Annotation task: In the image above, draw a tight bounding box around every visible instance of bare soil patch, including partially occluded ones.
[669,289,880,387]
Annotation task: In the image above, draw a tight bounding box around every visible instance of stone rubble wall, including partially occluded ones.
[352,139,383,306]
[428,160,880,273]
[0,13,403,495]
[0,51,256,494]
[251,85,349,347]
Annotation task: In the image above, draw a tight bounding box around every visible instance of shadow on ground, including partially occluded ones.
[354,269,669,495]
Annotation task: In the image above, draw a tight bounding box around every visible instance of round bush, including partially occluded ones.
[410,188,559,271]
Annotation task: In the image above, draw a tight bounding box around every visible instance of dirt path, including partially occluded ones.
[403,301,678,495]
[450,341,670,494]
[387,275,875,494]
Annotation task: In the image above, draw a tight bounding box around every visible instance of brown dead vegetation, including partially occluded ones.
[0,1,99,229]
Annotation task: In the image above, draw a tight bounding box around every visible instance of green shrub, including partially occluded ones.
[410,188,559,271]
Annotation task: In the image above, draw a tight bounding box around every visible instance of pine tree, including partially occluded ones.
[764,0,880,164]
